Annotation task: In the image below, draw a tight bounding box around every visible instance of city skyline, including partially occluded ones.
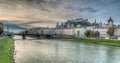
[0,0,120,27]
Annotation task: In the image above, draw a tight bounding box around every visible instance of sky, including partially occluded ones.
[0,0,120,27]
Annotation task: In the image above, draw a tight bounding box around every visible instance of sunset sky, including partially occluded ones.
[0,0,120,27]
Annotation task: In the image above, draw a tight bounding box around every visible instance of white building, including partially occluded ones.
[43,28,55,35]
[28,26,120,40]
[74,27,86,38]
[54,28,63,36]
[73,27,108,38]
[93,28,108,39]
[26,17,120,40]
[115,29,120,40]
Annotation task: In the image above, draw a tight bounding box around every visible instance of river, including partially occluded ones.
[14,36,120,63]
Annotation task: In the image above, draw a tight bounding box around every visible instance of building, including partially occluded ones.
[74,27,86,38]
[56,18,90,28]
[54,17,119,39]
[26,17,120,40]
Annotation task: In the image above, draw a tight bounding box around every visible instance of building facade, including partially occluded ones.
[26,17,120,40]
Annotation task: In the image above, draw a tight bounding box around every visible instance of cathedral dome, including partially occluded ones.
[108,17,113,22]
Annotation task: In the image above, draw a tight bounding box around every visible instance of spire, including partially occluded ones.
[95,19,96,24]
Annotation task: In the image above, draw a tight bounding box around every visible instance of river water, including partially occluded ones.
[14,38,120,63]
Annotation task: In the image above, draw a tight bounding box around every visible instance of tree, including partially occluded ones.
[107,27,116,39]
[0,28,3,35]
[94,31,100,38]
[85,30,100,38]
[85,30,91,38]
[107,27,116,36]
[85,30,94,38]
[90,30,94,38]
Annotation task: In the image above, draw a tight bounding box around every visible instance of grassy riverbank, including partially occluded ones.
[0,38,14,63]
[74,38,120,46]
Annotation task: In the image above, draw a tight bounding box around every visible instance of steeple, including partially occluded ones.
[95,19,96,24]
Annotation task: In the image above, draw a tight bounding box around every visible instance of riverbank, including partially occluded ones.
[0,38,14,63]
[74,38,120,46]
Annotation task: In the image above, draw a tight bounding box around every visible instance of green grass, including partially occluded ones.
[0,38,14,63]
[74,38,120,46]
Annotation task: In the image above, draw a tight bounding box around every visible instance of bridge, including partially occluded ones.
[10,33,73,39]
[12,33,53,39]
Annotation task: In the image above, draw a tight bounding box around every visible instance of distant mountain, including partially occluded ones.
[2,23,28,33]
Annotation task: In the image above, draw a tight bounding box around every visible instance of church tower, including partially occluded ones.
[108,17,113,27]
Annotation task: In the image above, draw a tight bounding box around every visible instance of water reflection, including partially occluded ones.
[15,39,120,63]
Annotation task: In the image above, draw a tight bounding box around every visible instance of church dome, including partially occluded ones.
[108,17,113,22]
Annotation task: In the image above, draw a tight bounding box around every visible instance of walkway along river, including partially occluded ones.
[14,36,120,63]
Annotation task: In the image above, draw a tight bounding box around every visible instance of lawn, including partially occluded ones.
[0,38,14,63]
[74,38,120,46]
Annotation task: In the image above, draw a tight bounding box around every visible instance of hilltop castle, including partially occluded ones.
[56,17,117,29]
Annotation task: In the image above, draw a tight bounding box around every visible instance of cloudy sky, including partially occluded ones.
[0,0,120,27]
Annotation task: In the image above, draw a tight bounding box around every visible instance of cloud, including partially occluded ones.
[0,0,120,27]
[77,7,98,13]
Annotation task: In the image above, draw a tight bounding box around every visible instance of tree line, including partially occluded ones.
[84,26,116,39]
[84,30,100,38]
